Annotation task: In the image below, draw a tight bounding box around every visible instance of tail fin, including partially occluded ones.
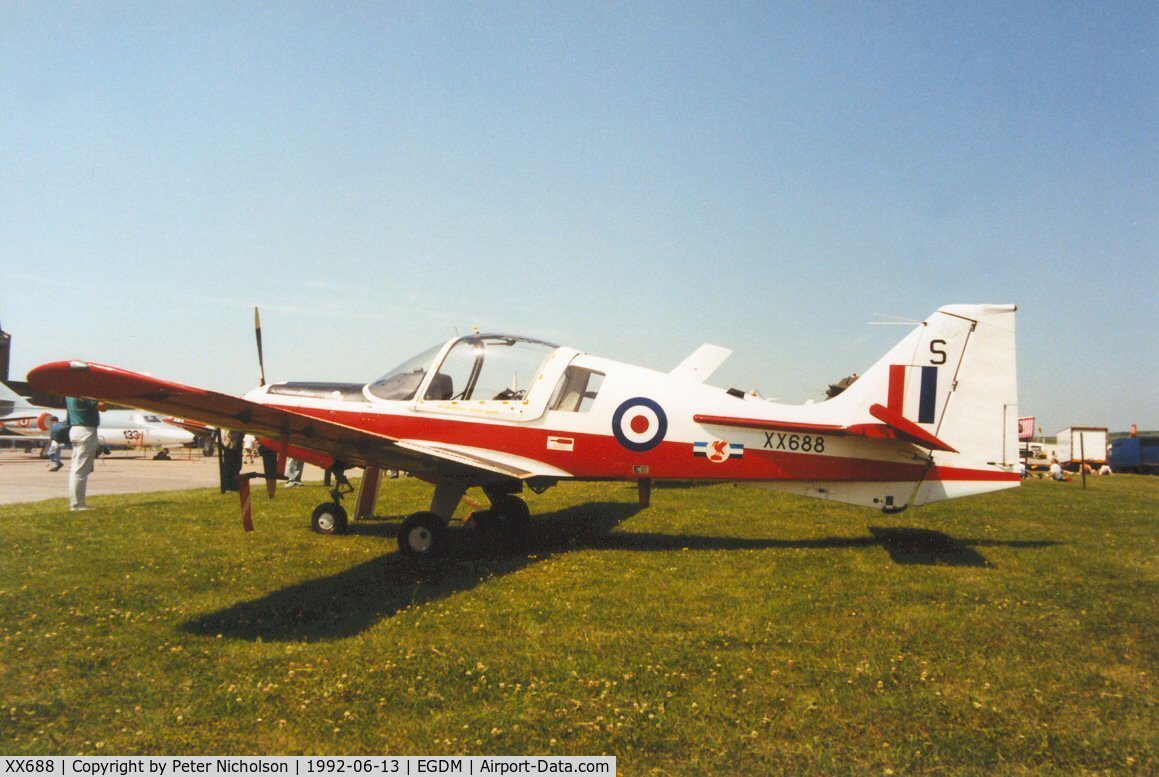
[832,304,1019,500]
[0,380,58,431]
[0,380,23,402]
[0,380,28,414]
[838,305,1019,465]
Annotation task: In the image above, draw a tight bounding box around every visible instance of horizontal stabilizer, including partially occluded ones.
[694,408,956,453]
[866,403,957,452]
[693,414,843,434]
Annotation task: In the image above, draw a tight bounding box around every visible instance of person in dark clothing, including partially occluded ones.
[66,397,103,510]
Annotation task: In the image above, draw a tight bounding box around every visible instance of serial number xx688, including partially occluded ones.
[762,432,826,453]
[5,763,55,774]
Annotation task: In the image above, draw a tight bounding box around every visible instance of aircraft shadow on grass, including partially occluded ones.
[181,502,1060,643]
[572,524,1059,569]
[180,502,642,643]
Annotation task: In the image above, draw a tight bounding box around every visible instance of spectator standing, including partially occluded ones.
[45,414,64,471]
[285,457,304,487]
[66,397,103,510]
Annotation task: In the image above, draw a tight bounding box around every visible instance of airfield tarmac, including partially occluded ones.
[0,449,328,505]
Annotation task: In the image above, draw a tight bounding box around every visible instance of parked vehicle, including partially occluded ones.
[1109,437,1159,474]
[1020,441,1056,472]
[1056,427,1109,471]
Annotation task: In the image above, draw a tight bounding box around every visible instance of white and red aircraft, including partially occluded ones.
[94,409,201,454]
[28,304,1020,556]
[0,381,60,436]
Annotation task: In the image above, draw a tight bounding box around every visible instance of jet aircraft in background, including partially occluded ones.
[29,304,1021,556]
[90,409,200,455]
[0,380,59,435]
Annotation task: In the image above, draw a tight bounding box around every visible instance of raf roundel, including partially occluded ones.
[612,397,668,452]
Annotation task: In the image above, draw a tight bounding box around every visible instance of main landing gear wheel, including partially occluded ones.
[494,495,531,534]
[467,509,503,538]
[311,502,349,534]
[469,495,531,545]
[398,511,448,556]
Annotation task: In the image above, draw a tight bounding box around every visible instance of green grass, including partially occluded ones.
[1,475,1155,773]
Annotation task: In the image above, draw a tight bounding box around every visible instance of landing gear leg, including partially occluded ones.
[311,461,355,535]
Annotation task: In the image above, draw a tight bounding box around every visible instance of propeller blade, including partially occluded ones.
[239,474,255,532]
[254,306,266,387]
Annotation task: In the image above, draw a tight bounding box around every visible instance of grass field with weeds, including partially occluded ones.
[0,474,1155,773]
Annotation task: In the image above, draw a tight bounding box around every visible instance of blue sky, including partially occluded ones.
[2,2,1155,433]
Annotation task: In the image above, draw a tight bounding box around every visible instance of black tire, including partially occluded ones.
[468,509,503,539]
[398,511,448,556]
[311,502,349,535]
[468,507,500,533]
[494,495,531,534]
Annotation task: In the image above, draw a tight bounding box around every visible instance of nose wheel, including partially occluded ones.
[311,502,349,534]
[310,462,355,535]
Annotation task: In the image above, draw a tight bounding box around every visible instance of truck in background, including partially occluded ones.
[1020,441,1056,472]
[1056,427,1109,471]
[1109,436,1159,474]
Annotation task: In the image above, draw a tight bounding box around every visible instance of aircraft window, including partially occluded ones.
[429,337,557,402]
[143,415,161,423]
[367,343,445,401]
[549,368,604,413]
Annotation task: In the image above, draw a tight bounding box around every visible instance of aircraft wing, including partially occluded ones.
[394,440,573,480]
[27,361,558,483]
[163,417,214,435]
[693,409,956,453]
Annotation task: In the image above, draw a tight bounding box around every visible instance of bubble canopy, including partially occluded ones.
[366,335,560,403]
